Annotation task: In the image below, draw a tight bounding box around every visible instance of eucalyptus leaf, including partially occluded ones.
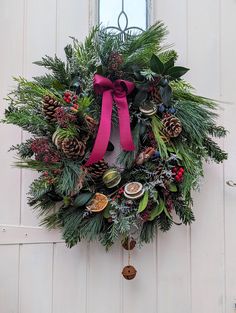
[148,200,164,221]
[103,203,112,219]
[138,191,149,213]
[74,192,94,208]
[169,183,177,192]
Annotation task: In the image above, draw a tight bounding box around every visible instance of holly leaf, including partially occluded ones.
[74,192,94,208]
[137,191,149,213]
[150,54,164,74]
[167,66,189,79]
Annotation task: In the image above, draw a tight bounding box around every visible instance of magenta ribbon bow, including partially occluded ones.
[85,74,135,166]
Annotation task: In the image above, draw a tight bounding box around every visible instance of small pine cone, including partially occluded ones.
[162,114,182,138]
[147,131,157,147]
[42,95,61,122]
[87,159,109,180]
[85,115,97,133]
[156,163,164,176]
[150,87,162,103]
[61,137,85,159]
[108,52,123,72]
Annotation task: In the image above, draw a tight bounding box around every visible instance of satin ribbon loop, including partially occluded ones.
[85,74,135,166]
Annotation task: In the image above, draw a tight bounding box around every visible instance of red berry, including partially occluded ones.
[180,168,184,173]
[66,98,71,103]
[64,91,71,97]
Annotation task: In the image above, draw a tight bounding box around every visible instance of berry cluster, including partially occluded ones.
[55,107,76,127]
[63,91,79,112]
[111,187,124,201]
[172,166,184,182]
[31,138,60,163]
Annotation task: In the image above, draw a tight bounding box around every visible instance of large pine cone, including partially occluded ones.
[162,114,182,138]
[61,137,85,159]
[42,95,60,122]
[87,159,109,180]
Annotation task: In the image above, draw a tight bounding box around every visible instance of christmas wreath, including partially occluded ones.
[3,23,227,278]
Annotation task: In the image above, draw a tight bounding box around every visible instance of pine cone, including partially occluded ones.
[42,95,61,122]
[156,163,164,176]
[108,52,123,72]
[150,87,162,103]
[87,159,109,180]
[162,114,182,138]
[61,137,85,159]
[85,115,97,133]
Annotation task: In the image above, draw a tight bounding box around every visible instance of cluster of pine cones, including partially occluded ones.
[42,95,94,160]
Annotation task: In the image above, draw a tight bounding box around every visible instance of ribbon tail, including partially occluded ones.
[85,90,113,166]
[115,96,135,152]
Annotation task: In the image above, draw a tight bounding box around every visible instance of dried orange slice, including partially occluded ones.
[86,193,108,212]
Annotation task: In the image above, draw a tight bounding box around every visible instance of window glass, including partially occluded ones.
[99,0,147,33]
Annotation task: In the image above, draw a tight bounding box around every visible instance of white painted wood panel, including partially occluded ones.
[221,1,236,312]
[0,0,235,313]
[155,2,191,313]
[0,0,24,225]
[52,243,87,313]
[18,244,53,313]
[187,1,225,312]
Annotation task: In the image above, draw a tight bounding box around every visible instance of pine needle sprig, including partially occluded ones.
[34,55,70,87]
[55,160,82,196]
[151,115,168,159]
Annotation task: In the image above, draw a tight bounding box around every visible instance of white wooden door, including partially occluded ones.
[0,1,235,313]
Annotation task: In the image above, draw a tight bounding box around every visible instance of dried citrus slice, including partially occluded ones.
[86,193,108,212]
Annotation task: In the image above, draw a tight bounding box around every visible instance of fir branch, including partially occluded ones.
[203,137,227,163]
[34,55,70,87]
[157,213,173,231]
[175,201,195,225]
[9,140,34,159]
[4,106,51,135]
[208,125,227,138]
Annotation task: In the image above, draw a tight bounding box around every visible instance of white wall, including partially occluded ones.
[0,1,235,313]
